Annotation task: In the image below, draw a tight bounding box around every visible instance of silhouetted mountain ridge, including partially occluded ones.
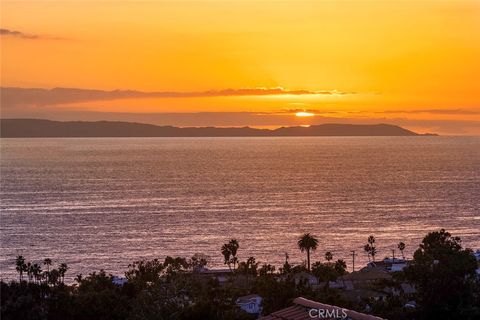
[0,119,436,137]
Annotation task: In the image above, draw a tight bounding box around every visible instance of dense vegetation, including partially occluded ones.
[1,229,479,320]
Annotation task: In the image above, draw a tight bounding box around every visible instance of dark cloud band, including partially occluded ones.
[0,28,39,39]
[1,87,352,107]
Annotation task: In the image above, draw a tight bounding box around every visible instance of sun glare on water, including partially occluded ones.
[295,111,315,117]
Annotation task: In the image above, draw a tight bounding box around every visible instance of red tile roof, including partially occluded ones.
[260,297,386,320]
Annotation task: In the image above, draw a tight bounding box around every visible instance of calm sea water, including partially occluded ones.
[1,137,479,281]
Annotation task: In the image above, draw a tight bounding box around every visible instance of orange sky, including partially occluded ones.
[1,0,479,134]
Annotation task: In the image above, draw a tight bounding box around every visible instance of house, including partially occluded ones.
[341,288,389,303]
[342,267,392,283]
[474,249,480,261]
[474,250,480,279]
[260,297,386,320]
[367,258,408,273]
[112,276,128,286]
[236,294,263,315]
[195,268,233,285]
[400,283,416,297]
[293,271,319,286]
[336,268,393,303]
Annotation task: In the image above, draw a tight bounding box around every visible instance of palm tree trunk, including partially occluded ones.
[307,249,311,271]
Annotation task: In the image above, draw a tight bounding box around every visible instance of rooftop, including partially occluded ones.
[260,297,386,320]
[342,268,392,282]
[236,294,261,303]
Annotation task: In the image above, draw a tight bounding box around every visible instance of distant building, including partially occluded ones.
[342,267,392,283]
[195,268,233,285]
[367,258,409,273]
[236,294,263,315]
[293,271,319,286]
[475,250,480,278]
[474,249,480,261]
[334,268,393,303]
[260,297,386,320]
[112,276,128,286]
[399,282,416,298]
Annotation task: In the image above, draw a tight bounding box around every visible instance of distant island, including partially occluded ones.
[0,119,437,138]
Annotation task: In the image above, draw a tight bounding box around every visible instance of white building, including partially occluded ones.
[236,294,263,315]
[112,276,128,286]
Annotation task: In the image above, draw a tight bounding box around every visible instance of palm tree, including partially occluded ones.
[221,239,240,271]
[367,235,377,262]
[59,263,68,283]
[75,274,83,284]
[325,251,333,262]
[397,242,406,259]
[228,239,239,270]
[26,262,33,282]
[44,258,52,283]
[364,244,372,262]
[297,233,319,271]
[15,255,26,281]
[44,258,52,272]
[32,264,42,284]
[221,243,232,270]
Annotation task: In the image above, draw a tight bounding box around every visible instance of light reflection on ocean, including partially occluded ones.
[1,137,479,281]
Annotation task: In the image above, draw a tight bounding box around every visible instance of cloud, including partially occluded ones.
[376,109,480,115]
[1,86,353,107]
[257,109,342,115]
[0,28,39,39]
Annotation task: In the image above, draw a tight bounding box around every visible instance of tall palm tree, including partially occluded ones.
[32,264,42,284]
[364,244,372,262]
[44,258,52,272]
[297,233,319,271]
[397,242,406,259]
[59,263,68,283]
[228,239,239,270]
[15,255,26,281]
[221,239,240,271]
[26,262,33,282]
[44,258,52,283]
[221,243,232,270]
[325,251,333,262]
[367,235,377,262]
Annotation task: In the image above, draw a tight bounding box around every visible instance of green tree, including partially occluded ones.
[297,233,319,271]
[189,253,209,272]
[237,257,259,276]
[258,264,275,276]
[311,262,338,291]
[75,270,130,320]
[334,259,347,276]
[125,258,164,287]
[164,256,189,275]
[404,229,478,319]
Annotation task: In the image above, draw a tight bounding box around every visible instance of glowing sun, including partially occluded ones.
[295,111,315,117]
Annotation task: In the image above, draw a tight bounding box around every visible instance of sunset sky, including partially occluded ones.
[1,0,479,134]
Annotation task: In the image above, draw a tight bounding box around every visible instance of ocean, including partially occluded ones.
[1,137,479,281]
